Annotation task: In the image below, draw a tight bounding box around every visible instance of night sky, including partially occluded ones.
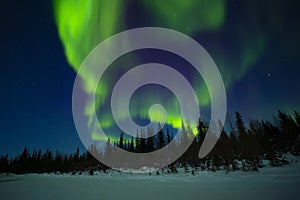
[1,0,300,156]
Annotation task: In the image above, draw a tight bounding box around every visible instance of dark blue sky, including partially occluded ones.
[1,0,300,156]
[0,0,84,156]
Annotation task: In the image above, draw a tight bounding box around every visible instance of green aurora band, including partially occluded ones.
[53,0,284,140]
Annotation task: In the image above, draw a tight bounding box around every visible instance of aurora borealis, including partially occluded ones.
[1,0,300,155]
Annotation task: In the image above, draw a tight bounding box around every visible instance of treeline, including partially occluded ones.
[179,110,300,172]
[0,147,107,175]
[1,110,300,175]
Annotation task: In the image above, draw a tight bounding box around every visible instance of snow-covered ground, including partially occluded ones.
[1,161,300,200]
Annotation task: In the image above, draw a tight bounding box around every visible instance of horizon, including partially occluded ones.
[1,109,298,158]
